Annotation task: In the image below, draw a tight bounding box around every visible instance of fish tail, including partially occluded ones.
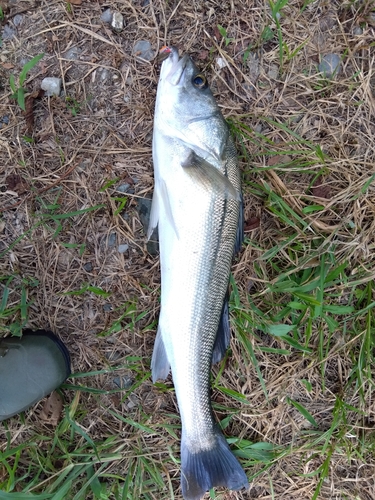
[180,426,248,500]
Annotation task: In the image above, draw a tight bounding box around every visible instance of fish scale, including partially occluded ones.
[149,46,248,500]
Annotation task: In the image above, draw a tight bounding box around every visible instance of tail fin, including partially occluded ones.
[180,426,248,500]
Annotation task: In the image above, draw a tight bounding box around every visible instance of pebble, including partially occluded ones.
[118,243,129,253]
[83,262,93,272]
[41,77,62,97]
[319,53,341,79]
[2,25,16,40]
[246,52,260,80]
[137,198,152,229]
[268,64,279,80]
[116,183,131,193]
[100,8,112,23]
[133,40,154,62]
[64,46,81,60]
[108,232,117,247]
[103,303,113,312]
[113,376,133,389]
[111,12,124,31]
[13,14,23,27]
[353,26,363,36]
[216,57,227,69]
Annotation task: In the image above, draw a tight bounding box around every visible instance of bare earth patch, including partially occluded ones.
[1,1,375,499]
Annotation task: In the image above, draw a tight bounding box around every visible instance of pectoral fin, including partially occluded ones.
[147,180,179,240]
[182,152,240,201]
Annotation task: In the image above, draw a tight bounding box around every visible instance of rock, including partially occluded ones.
[268,64,279,80]
[353,26,363,36]
[13,14,23,27]
[98,68,110,82]
[83,262,93,272]
[111,12,124,31]
[133,40,154,62]
[103,303,113,312]
[100,8,112,23]
[41,77,62,97]
[137,198,152,229]
[118,243,129,253]
[246,52,260,81]
[216,57,227,69]
[113,376,133,389]
[116,183,130,193]
[319,53,341,79]
[64,46,81,60]
[2,25,16,40]
[108,232,117,247]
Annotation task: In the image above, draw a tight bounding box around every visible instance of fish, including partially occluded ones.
[149,46,248,500]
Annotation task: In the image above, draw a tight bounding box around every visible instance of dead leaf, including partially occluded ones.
[5,174,28,194]
[68,0,82,4]
[311,177,331,199]
[245,217,260,231]
[197,50,209,61]
[25,89,44,134]
[1,62,14,70]
[213,25,222,41]
[39,391,63,426]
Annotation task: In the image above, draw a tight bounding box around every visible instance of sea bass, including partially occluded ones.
[149,46,248,500]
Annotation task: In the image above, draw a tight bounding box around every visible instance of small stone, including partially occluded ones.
[319,53,341,79]
[2,116,9,125]
[13,14,23,27]
[2,25,16,40]
[133,40,154,62]
[246,52,260,80]
[123,91,132,103]
[98,68,110,82]
[64,46,81,60]
[147,238,159,256]
[108,232,117,247]
[121,212,130,222]
[142,0,150,6]
[118,243,129,253]
[137,198,152,229]
[117,183,130,193]
[113,376,133,389]
[268,64,279,80]
[353,26,363,36]
[41,77,62,97]
[254,123,263,134]
[216,57,227,69]
[83,262,93,272]
[103,303,113,312]
[111,12,124,31]
[100,8,112,23]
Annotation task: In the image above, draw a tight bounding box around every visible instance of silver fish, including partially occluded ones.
[149,46,248,500]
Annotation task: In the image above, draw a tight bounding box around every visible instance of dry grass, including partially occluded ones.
[1,0,375,499]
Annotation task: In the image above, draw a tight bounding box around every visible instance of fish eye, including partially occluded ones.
[192,74,207,89]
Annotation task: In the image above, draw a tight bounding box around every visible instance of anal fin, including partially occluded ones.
[151,326,170,383]
[212,293,231,364]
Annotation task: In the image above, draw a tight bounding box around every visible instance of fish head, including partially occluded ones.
[155,47,229,162]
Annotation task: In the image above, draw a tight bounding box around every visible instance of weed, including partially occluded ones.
[9,54,44,111]
[217,24,234,47]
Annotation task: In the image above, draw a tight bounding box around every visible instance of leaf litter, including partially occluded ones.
[0,1,375,499]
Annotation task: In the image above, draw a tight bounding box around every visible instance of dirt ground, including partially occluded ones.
[1,0,375,499]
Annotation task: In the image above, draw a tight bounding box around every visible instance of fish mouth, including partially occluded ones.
[158,46,188,86]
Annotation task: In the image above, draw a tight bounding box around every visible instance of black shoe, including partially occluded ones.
[0,329,71,421]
